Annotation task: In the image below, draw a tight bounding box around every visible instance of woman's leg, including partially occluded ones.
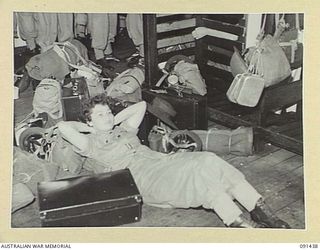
[130,151,257,226]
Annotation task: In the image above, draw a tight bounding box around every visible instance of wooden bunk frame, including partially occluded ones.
[143,14,303,155]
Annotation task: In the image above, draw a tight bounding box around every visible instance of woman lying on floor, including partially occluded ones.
[57,93,290,229]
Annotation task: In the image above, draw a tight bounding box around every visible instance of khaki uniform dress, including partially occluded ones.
[77,125,261,226]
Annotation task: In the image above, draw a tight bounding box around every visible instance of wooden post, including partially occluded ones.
[143,14,158,87]
[194,14,205,67]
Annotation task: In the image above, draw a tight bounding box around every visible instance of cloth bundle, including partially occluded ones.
[192,127,254,156]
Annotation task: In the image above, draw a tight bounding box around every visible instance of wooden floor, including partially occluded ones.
[12,85,305,229]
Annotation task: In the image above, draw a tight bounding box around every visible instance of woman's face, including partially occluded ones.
[89,104,114,131]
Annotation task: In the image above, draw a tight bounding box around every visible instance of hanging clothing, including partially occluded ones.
[16,12,37,50]
[87,13,117,60]
[126,14,144,56]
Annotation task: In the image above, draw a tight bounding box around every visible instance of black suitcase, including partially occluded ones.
[62,78,90,121]
[140,89,208,144]
[37,169,142,227]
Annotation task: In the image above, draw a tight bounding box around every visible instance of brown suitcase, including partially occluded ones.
[37,169,142,227]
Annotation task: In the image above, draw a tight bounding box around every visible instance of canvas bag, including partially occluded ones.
[172,60,207,96]
[52,42,105,97]
[32,78,63,119]
[106,67,144,103]
[192,127,254,156]
[155,55,206,96]
[244,15,291,87]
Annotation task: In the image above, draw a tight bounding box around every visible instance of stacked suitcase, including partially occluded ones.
[138,88,208,145]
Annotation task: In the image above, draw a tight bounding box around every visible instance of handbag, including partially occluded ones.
[226,72,265,107]
[227,45,266,107]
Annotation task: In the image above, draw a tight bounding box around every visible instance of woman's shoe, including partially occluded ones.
[250,198,291,229]
[229,214,264,228]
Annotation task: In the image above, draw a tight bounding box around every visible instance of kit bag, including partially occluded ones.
[192,127,254,156]
[53,42,105,97]
[244,34,291,87]
[156,55,207,96]
[244,15,291,87]
[173,60,207,96]
[13,147,60,195]
[230,15,291,88]
[32,78,63,119]
[12,183,35,213]
[106,67,144,103]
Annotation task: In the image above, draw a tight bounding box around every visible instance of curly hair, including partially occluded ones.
[80,93,128,122]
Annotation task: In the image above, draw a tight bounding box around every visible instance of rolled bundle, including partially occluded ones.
[192,127,253,156]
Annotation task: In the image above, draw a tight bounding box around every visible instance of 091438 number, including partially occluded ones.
[300,244,319,248]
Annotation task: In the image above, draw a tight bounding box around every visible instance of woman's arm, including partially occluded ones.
[114,101,146,129]
[57,121,94,152]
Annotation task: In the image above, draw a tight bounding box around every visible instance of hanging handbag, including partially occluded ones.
[227,47,266,107]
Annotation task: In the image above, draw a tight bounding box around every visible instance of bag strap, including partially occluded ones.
[53,44,102,76]
[256,14,267,41]
[54,41,88,66]
[106,68,133,94]
[53,44,85,70]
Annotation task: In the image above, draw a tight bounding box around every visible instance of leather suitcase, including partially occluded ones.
[142,88,208,130]
[37,169,142,227]
[62,77,90,121]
